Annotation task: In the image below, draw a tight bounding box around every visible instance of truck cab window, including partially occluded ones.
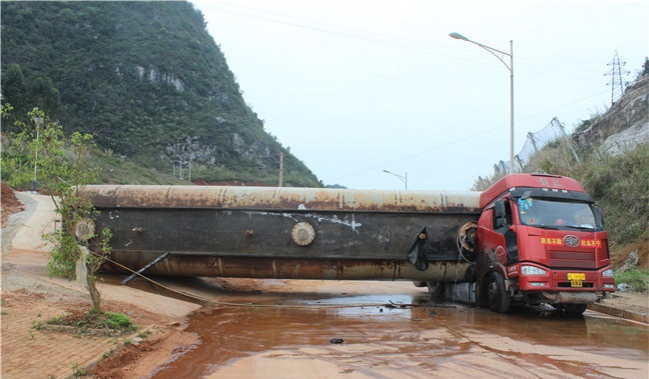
[517,198,602,230]
[493,200,512,231]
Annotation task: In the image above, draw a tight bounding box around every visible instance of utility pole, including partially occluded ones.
[383,170,408,190]
[188,154,192,182]
[604,50,630,105]
[278,152,284,187]
[450,33,514,174]
[32,117,44,193]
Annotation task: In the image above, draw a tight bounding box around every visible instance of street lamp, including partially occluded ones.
[450,32,515,174]
[32,117,44,193]
[383,170,408,190]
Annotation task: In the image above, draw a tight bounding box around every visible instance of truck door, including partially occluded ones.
[476,200,518,277]
[495,200,519,265]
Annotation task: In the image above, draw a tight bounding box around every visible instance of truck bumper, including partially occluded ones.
[512,264,616,292]
[540,291,597,304]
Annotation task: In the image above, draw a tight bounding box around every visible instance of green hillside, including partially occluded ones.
[1,1,320,187]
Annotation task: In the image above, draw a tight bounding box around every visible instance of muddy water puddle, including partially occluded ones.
[150,297,437,378]
[127,278,648,378]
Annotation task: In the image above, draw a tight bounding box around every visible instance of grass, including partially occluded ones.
[45,309,138,336]
[614,268,649,293]
[72,362,87,377]
[92,150,190,185]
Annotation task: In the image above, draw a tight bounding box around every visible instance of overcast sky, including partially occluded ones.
[190,0,648,191]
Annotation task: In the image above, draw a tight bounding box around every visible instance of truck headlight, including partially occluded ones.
[602,269,614,278]
[521,265,547,276]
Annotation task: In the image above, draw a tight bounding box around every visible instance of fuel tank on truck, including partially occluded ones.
[81,185,481,282]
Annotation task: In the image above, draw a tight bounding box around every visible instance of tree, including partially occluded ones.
[29,72,61,116]
[1,64,28,120]
[1,105,111,312]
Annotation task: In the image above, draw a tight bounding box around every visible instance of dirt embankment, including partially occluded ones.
[1,182,24,228]
[610,237,649,269]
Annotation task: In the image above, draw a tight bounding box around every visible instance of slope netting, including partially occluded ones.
[494,117,574,174]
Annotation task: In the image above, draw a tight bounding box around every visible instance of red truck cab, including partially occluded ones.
[475,173,615,313]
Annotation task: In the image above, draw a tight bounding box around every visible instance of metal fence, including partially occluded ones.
[493,117,578,175]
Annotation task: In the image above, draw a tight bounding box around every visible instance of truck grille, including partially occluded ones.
[549,251,596,269]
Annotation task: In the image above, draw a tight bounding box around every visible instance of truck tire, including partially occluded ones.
[486,272,511,313]
[560,303,587,315]
[427,281,445,299]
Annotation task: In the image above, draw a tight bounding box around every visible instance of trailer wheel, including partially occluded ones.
[427,281,445,299]
[486,272,510,313]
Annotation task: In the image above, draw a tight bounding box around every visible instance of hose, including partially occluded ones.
[456,222,477,263]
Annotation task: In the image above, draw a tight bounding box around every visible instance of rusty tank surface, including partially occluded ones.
[81,185,481,282]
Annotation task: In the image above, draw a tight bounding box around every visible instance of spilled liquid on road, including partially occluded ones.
[126,278,648,379]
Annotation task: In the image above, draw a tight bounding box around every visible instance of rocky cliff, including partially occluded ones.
[573,68,649,154]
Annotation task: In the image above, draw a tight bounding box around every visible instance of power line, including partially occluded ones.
[325,89,609,183]
[193,1,617,80]
[186,1,624,185]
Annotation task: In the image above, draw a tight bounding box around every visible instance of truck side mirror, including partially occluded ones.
[495,200,508,228]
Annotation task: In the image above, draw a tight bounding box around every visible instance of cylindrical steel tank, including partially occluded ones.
[81,185,481,282]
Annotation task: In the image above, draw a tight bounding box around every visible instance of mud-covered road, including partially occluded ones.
[126,277,648,379]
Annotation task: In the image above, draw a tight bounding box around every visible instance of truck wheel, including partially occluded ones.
[486,272,511,313]
[413,281,427,288]
[427,281,445,299]
[560,304,587,315]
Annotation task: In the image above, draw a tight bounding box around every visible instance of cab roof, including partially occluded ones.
[479,173,587,209]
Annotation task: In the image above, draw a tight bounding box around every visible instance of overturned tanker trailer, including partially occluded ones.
[81,185,481,283]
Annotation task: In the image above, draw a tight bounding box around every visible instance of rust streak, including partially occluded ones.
[81,185,481,213]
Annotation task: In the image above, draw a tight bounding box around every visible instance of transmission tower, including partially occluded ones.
[603,50,630,105]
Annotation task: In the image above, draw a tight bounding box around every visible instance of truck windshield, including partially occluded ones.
[516,198,603,230]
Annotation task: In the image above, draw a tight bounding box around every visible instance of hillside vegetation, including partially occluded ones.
[472,65,648,273]
[1,1,320,187]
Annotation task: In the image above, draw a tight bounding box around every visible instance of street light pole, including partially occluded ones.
[450,32,515,174]
[32,117,44,193]
[383,170,408,190]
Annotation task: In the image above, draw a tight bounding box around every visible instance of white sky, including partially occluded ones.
[190,0,648,191]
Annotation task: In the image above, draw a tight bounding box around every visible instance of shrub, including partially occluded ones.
[105,312,133,330]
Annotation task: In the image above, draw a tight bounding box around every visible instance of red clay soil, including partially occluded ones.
[611,235,649,269]
[1,182,24,228]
